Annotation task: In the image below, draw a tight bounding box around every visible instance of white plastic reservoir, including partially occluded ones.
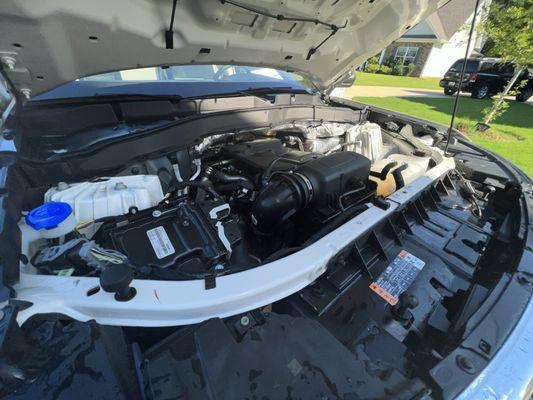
[345,122,383,162]
[45,175,164,223]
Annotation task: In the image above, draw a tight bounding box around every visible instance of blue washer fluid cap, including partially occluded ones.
[25,202,72,230]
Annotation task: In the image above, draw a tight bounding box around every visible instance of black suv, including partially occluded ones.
[440,58,533,101]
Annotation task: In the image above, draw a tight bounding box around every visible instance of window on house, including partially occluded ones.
[394,46,419,66]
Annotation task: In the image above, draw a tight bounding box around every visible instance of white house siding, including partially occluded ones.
[421,26,479,77]
[420,0,488,78]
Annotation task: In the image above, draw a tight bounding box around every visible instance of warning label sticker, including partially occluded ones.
[369,250,425,305]
[146,226,175,259]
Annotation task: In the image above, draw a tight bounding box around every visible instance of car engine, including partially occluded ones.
[20,121,436,282]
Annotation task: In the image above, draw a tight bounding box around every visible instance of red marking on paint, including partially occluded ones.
[154,289,161,302]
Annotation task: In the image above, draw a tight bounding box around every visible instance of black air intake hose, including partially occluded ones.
[204,166,254,190]
[251,172,313,232]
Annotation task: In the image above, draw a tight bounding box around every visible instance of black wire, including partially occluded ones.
[220,0,347,60]
[261,157,305,186]
[338,184,366,211]
[166,180,221,200]
[306,29,337,60]
[444,0,483,156]
[221,0,342,29]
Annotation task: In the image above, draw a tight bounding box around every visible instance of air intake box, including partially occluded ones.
[252,152,371,232]
[297,152,371,210]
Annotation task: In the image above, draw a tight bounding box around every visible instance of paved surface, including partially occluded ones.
[342,85,532,104]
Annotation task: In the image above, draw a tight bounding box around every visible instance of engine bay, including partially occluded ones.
[18,120,447,284]
[1,97,531,400]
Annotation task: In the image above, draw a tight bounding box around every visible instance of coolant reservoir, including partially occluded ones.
[45,175,164,223]
[370,154,430,197]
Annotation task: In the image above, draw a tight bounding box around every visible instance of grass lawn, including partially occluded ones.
[354,96,533,176]
[355,72,441,90]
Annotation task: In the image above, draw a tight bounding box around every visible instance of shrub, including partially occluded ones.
[364,63,381,73]
[405,62,416,76]
[391,60,403,75]
[378,65,392,74]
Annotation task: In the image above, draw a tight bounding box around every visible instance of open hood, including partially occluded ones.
[0,0,447,97]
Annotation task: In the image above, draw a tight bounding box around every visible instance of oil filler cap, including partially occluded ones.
[25,202,72,230]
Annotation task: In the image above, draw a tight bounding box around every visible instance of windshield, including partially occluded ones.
[33,65,317,101]
[448,59,480,73]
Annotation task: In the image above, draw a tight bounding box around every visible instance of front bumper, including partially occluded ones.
[439,79,474,92]
[439,79,457,89]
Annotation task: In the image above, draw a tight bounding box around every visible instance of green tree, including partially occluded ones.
[479,0,532,125]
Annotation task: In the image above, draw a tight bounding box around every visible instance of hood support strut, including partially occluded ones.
[165,0,179,49]
[444,0,482,156]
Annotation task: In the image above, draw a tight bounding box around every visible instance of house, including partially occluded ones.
[375,0,488,77]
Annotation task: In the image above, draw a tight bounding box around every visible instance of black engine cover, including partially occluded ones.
[222,139,316,174]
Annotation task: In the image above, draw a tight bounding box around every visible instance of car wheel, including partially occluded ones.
[516,88,532,102]
[471,84,490,99]
[444,88,456,96]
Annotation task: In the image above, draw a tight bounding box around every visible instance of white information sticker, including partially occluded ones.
[146,226,175,259]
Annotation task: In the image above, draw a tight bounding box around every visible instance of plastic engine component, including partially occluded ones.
[25,201,73,230]
[345,122,383,162]
[252,152,371,232]
[97,200,241,273]
[19,202,78,257]
[370,154,430,197]
[45,175,164,222]
[222,139,317,174]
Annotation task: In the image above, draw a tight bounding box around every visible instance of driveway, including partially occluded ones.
[341,85,533,104]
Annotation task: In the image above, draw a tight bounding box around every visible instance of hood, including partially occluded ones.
[0,0,446,97]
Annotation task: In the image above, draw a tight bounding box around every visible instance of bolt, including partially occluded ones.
[1,56,16,71]
[57,182,69,191]
[2,130,14,140]
[152,210,162,218]
[182,219,190,227]
[240,316,250,326]
[310,282,325,298]
[478,339,491,354]
[20,88,32,99]
[456,355,475,374]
